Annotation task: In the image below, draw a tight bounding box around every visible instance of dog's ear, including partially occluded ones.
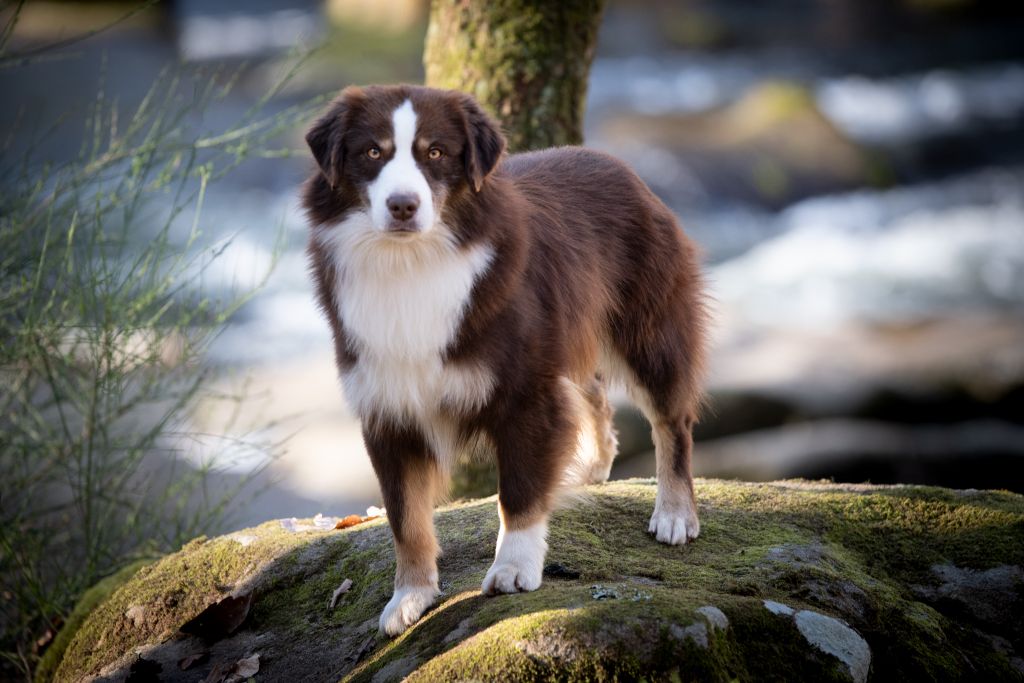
[459,94,506,193]
[305,87,363,188]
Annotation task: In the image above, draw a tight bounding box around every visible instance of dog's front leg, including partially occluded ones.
[482,383,575,595]
[364,420,442,636]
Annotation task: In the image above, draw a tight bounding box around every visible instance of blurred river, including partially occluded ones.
[5,0,1023,528]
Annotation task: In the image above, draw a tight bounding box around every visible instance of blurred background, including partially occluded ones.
[5,0,1024,525]
[3,3,1024,670]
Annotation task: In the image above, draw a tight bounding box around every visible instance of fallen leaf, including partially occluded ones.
[329,578,353,609]
[203,661,231,683]
[280,517,316,532]
[180,592,253,641]
[334,514,363,529]
[231,653,260,680]
[343,634,377,666]
[203,653,260,683]
[179,651,209,670]
[313,513,337,530]
[124,605,146,628]
[282,514,338,532]
[34,628,55,652]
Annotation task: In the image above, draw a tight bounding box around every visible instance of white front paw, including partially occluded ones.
[378,585,438,636]
[648,506,700,546]
[482,520,547,595]
[482,560,543,595]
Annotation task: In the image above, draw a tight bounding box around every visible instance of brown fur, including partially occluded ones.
[303,85,708,630]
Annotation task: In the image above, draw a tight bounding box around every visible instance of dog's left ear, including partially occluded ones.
[305,87,363,188]
[459,94,506,193]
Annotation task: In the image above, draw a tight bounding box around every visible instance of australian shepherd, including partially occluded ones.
[303,85,708,636]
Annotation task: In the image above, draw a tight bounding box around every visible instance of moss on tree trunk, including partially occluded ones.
[424,0,607,497]
[424,0,607,152]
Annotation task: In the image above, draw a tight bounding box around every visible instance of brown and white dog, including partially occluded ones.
[303,85,708,636]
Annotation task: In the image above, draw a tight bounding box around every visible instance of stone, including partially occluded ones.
[763,599,795,616]
[794,610,871,683]
[670,622,709,649]
[696,605,729,631]
[44,479,1024,682]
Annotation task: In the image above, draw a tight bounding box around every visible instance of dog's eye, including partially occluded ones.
[428,147,444,160]
[366,146,382,160]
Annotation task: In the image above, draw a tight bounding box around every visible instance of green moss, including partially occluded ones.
[51,521,333,682]
[51,480,1024,682]
[424,0,607,151]
[35,559,154,683]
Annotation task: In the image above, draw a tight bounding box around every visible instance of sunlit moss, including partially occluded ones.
[50,480,1024,682]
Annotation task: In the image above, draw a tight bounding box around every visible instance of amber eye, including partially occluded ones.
[366,146,381,160]
[428,147,444,160]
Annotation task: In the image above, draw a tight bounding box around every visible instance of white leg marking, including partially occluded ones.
[482,518,548,595]
[598,343,699,546]
[367,99,435,232]
[647,422,700,545]
[379,584,439,636]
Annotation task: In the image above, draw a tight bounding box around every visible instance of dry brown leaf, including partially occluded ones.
[232,653,260,679]
[202,661,231,683]
[180,592,253,641]
[329,578,353,609]
[178,651,209,670]
[203,653,260,683]
[34,628,55,652]
[124,605,146,628]
[334,514,363,529]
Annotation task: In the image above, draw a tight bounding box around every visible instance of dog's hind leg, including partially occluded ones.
[622,361,701,545]
[609,240,707,545]
[643,408,700,545]
[560,375,619,487]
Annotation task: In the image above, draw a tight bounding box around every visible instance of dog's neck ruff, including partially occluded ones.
[316,212,495,423]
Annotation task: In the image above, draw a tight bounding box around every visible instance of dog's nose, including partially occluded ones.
[387,193,420,222]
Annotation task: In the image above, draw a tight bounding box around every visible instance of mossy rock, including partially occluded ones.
[49,479,1024,682]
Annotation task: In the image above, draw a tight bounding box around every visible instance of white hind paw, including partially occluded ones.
[648,507,700,546]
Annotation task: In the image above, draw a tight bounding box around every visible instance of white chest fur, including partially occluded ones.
[317,214,496,441]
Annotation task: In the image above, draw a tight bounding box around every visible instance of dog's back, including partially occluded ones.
[479,146,707,409]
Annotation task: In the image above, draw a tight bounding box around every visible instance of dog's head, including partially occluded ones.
[305,85,505,234]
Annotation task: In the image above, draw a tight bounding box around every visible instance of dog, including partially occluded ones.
[302,84,708,636]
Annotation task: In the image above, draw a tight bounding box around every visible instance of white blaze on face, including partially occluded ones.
[367,99,435,232]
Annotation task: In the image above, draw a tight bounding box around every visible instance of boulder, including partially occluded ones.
[47,480,1024,682]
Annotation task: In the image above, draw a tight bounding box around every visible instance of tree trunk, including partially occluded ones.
[423,0,607,152]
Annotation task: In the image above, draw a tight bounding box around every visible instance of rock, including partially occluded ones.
[793,610,871,683]
[47,479,1024,682]
[669,621,709,648]
[696,605,729,631]
[764,599,795,616]
[762,599,872,682]
[913,563,1024,637]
